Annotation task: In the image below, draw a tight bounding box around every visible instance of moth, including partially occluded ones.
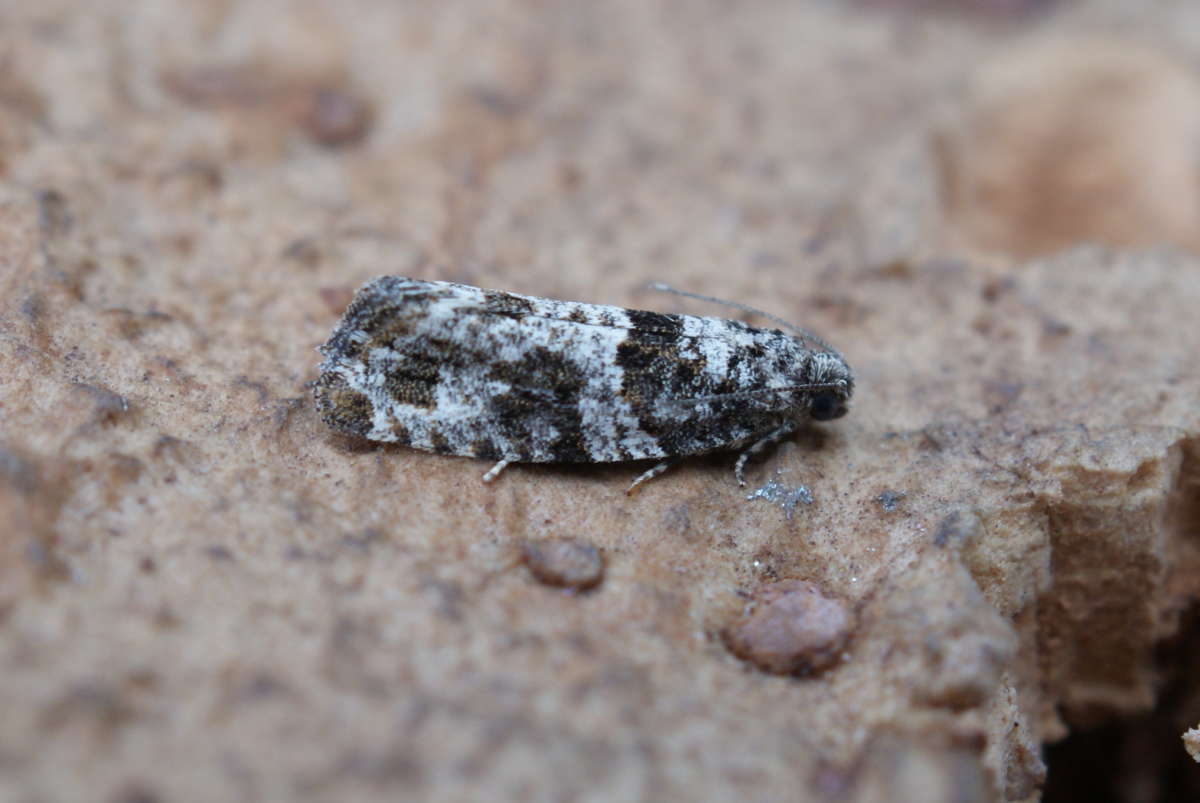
[314,276,853,493]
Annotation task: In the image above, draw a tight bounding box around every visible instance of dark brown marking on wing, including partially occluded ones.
[313,372,374,438]
[427,426,453,454]
[482,289,537,319]
[487,345,591,462]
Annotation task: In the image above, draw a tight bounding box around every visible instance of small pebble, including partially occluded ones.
[724,579,853,675]
[302,87,372,148]
[522,538,604,591]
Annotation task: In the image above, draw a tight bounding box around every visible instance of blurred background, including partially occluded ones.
[3,1,1200,802]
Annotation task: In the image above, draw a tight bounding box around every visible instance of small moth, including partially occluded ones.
[314,277,853,493]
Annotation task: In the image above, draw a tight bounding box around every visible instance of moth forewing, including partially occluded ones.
[314,276,853,490]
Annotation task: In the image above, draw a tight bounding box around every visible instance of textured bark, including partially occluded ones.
[2,2,1199,801]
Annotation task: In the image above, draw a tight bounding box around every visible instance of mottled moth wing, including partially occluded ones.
[314,277,661,463]
[315,276,850,469]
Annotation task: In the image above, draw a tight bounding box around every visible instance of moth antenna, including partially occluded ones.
[646,282,838,355]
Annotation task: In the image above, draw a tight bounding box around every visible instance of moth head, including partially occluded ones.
[806,352,854,422]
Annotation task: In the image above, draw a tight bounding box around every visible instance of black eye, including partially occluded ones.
[809,392,843,421]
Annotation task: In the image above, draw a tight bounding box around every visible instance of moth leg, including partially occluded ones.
[626,460,677,496]
[734,422,797,486]
[482,459,512,483]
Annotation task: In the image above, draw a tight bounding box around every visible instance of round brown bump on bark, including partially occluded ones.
[522,538,604,591]
[724,579,853,676]
[302,87,372,148]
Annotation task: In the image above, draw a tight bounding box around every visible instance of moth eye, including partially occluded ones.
[809,392,844,421]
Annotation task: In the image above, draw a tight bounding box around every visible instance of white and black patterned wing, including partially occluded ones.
[314,276,848,465]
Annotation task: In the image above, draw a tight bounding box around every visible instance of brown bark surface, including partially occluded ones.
[2,2,1199,801]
